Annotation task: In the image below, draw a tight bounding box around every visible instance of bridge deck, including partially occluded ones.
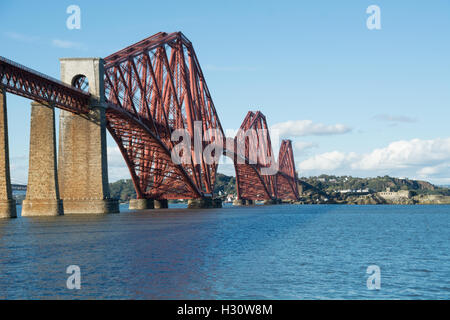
[0,56,90,113]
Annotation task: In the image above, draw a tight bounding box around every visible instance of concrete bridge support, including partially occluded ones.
[22,102,63,216]
[58,58,119,214]
[233,199,253,206]
[187,198,222,209]
[0,89,16,218]
[263,199,281,205]
[129,199,154,210]
[154,199,169,209]
[213,198,223,208]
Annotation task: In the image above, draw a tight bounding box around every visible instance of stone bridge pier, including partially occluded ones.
[0,88,16,218]
[21,102,63,216]
[1,58,120,218]
[233,199,254,206]
[57,58,119,214]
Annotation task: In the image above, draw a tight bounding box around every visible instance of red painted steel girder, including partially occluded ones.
[106,104,201,199]
[0,36,300,203]
[103,32,300,201]
[276,140,300,200]
[0,56,90,113]
[234,111,277,201]
[103,32,223,199]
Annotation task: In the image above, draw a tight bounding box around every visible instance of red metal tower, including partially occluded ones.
[103,32,223,200]
[276,140,300,200]
[234,111,278,201]
[1,32,301,204]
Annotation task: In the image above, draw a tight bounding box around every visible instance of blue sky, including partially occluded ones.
[1,0,449,184]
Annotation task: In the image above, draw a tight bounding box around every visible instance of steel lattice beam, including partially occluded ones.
[103,32,223,200]
[0,34,301,203]
[276,140,300,200]
[0,56,90,113]
[234,111,277,201]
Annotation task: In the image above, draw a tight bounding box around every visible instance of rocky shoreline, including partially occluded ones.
[291,190,450,205]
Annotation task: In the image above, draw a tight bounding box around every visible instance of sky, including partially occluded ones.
[1,0,449,185]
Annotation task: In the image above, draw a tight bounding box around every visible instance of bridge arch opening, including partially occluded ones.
[213,154,238,204]
[71,74,89,93]
[2,94,31,216]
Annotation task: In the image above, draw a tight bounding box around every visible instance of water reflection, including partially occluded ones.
[0,204,448,299]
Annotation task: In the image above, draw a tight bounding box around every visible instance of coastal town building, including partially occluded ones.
[338,189,370,194]
[377,188,412,201]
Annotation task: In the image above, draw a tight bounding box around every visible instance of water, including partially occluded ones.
[0,204,448,299]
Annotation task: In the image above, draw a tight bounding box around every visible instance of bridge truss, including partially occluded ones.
[0,32,300,202]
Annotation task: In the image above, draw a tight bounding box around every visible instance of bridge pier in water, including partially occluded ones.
[129,199,169,209]
[58,58,119,214]
[22,102,63,216]
[232,199,253,206]
[0,88,16,218]
[129,199,154,210]
[154,200,169,209]
[263,199,278,205]
[188,198,222,209]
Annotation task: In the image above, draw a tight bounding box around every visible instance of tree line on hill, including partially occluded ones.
[300,174,449,196]
[10,174,448,205]
[107,173,450,203]
[108,173,236,203]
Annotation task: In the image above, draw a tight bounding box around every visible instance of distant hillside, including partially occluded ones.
[108,174,450,201]
[301,175,449,196]
[213,173,236,196]
[109,174,237,202]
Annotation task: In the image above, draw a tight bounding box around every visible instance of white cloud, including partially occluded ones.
[417,166,440,176]
[293,141,319,158]
[8,155,28,185]
[272,120,352,138]
[417,162,450,179]
[298,137,450,184]
[107,146,131,182]
[51,39,86,50]
[299,151,358,171]
[294,141,318,152]
[4,31,40,43]
[353,138,450,171]
[4,32,86,51]
[217,163,237,176]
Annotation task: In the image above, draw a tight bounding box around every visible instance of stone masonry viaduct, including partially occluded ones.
[1,58,119,218]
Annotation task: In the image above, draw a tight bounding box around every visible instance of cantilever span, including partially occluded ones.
[103,31,222,200]
[234,111,277,201]
[276,140,300,201]
[103,31,300,202]
[0,31,299,217]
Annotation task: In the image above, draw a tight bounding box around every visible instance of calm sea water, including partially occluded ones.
[0,204,448,299]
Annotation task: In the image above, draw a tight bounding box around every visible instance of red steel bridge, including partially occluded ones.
[0,32,299,204]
